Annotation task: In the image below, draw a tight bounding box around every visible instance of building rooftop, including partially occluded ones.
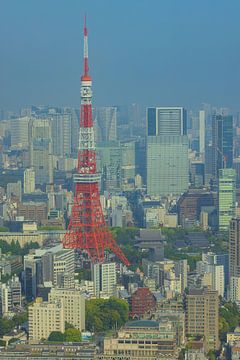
[125,320,159,329]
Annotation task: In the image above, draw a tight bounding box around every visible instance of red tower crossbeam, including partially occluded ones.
[63,18,130,266]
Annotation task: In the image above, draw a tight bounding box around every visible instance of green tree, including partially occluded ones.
[64,328,81,342]
[0,318,14,337]
[85,297,129,333]
[48,331,65,342]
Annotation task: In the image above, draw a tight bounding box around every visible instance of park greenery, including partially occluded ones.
[0,239,39,256]
[219,301,240,342]
[111,227,146,270]
[48,326,82,342]
[86,297,129,333]
[109,226,228,272]
[0,312,28,337]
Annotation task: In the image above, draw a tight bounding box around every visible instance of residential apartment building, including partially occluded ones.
[49,288,85,331]
[186,288,220,351]
[28,297,65,341]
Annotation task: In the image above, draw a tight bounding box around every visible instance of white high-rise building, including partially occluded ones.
[28,297,65,341]
[92,262,117,298]
[199,110,205,157]
[0,283,11,315]
[24,168,35,193]
[49,288,85,331]
[196,258,225,297]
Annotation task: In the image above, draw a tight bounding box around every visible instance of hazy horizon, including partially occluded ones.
[1,0,240,111]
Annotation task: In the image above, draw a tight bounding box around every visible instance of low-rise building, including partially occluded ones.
[104,320,179,358]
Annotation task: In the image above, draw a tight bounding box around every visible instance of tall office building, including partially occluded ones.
[29,119,53,186]
[186,288,220,351]
[92,262,117,298]
[49,288,85,331]
[147,107,188,196]
[50,113,72,157]
[199,110,205,157]
[10,116,30,148]
[94,107,117,143]
[229,218,240,278]
[24,168,35,194]
[147,107,187,136]
[218,168,236,231]
[97,141,122,193]
[28,297,65,341]
[212,114,233,180]
[175,259,188,294]
[23,245,75,300]
[229,219,240,303]
[121,140,136,185]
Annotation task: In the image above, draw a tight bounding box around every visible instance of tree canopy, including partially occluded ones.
[48,328,81,342]
[86,297,129,333]
[0,239,39,256]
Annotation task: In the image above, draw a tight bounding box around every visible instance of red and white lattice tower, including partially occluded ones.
[63,18,130,266]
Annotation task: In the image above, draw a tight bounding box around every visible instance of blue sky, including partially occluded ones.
[1,0,240,111]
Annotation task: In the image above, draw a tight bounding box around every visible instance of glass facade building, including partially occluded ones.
[218,168,236,232]
[212,114,233,180]
[147,135,189,196]
[147,107,188,196]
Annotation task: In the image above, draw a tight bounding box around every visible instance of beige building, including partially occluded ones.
[227,327,240,345]
[0,229,65,247]
[49,288,85,331]
[24,168,35,194]
[104,319,179,359]
[28,297,64,341]
[186,288,220,351]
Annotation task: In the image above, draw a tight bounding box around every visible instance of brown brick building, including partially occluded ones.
[18,202,48,224]
[129,287,156,319]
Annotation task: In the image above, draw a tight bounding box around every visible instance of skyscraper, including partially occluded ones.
[10,116,30,149]
[212,114,233,180]
[229,218,240,278]
[94,107,117,143]
[97,141,122,193]
[50,112,72,157]
[147,107,187,136]
[199,110,205,157]
[218,168,236,231]
[147,107,188,196]
[29,119,53,186]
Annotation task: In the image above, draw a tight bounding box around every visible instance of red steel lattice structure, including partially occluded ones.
[63,19,130,266]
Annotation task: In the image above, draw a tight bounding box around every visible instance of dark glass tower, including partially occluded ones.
[212,114,233,180]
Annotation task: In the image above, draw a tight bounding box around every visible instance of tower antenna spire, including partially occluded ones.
[83,14,89,76]
[63,18,130,267]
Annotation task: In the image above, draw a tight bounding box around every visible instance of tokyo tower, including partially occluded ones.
[63,18,130,266]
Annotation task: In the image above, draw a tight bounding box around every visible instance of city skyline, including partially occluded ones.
[1,0,240,111]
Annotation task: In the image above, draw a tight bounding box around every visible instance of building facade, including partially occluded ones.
[218,168,236,231]
[147,107,188,196]
[28,297,65,341]
[29,118,53,186]
[49,288,85,331]
[186,288,220,351]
